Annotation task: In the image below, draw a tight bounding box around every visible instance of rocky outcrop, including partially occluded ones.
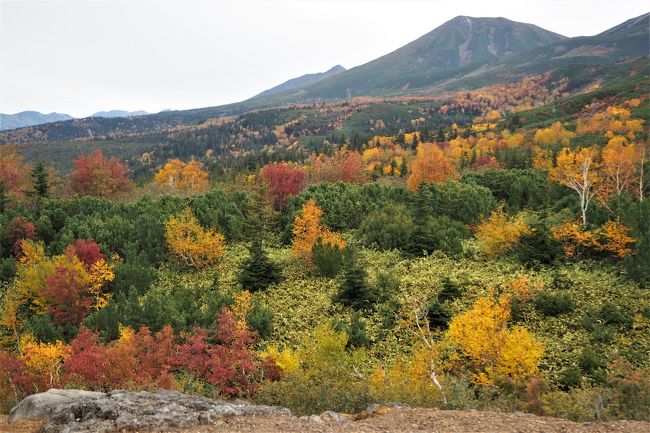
[8,389,291,433]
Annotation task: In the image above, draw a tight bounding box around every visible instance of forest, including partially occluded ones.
[0,72,649,422]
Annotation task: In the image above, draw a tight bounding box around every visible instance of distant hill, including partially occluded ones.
[0,111,73,131]
[1,14,648,144]
[91,110,149,118]
[254,65,346,98]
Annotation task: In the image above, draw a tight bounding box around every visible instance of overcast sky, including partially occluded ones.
[1,0,648,117]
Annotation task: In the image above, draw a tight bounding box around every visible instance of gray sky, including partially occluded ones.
[1,0,648,117]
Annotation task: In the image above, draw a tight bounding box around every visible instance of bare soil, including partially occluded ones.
[3,408,649,433]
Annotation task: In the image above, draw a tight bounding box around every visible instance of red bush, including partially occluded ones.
[68,239,105,267]
[3,217,36,256]
[70,149,133,198]
[260,163,306,210]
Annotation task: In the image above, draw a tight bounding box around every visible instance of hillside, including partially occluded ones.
[254,65,347,98]
[1,14,646,145]
[90,110,149,118]
[0,111,73,131]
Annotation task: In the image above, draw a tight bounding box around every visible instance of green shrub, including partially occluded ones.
[334,255,378,311]
[312,238,345,278]
[533,292,575,316]
[247,301,274,339]
[0,257,16,283]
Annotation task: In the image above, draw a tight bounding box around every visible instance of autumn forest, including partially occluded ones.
[1,12,650,425]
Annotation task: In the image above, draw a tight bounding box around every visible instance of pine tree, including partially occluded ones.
[28,162,49,199]
[335,252,377,310]
[239,240,281,292]
[239,185,281,291]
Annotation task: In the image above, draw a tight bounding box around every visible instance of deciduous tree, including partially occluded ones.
[407,144,458,191]
[165,208,225,269]
[70,150,133,198]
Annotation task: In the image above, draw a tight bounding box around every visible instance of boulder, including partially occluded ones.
[8,389,292,433]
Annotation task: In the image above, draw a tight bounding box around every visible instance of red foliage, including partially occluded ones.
[472,155,501,171]
[177,307,279,397]
[259,163,306,210]
[3,217,36,256]
[63,328,109,389]
[68,239,105,267]
[309,149,367,185]
[0,349,32,403]
[70,149,133,198]
[2,308,278,399]
[43,263,92,325]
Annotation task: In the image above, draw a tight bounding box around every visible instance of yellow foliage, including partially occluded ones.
[291,200,345,264]
[445,295,543,385]
[154,159,209,194]
[261,344,301,374]
[232,290,252,329]
[476,208,531,258]
[551,220,635,259]
[165,208,226,268]
[533,122,575,146]
[492,326,544,382]
[19,333,70,387]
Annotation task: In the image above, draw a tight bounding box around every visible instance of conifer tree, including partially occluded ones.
[29,162,49,199]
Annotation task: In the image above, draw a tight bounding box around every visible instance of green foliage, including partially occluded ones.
[335,254,378,311]
[358,204,414,251]
[416,181,497,225]
[255,325,373,415]
[533,292,575,317]
[0,257,16,283]
[312,238,345,278]
[238,241,281,292]
[28,162,49,199]
[407,216,469,257]
[246,301,274,339]
[463,169,548,212]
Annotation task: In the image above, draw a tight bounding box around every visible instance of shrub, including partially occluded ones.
[312,238,345,278]
[406,216,468,257]
[246,301,274,339]
[533,292,575,317]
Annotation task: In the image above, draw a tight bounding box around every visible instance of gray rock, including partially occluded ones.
[9,389,292,433]
[8,389,104,423]
[320,410,349,422]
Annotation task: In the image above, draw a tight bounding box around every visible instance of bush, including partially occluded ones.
[357,204,414,251]
[416,181,497,225]
[312,238,345,278]
[0,257,16,283]
[406,216,468,257]
[247,301,274,339]
[533,292,575,316]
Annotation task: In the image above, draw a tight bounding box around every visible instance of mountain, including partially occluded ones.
[91,110,149,118]
[249,16,567,103]
[0,111,74,131]
[1,14,648,144]
[254,65,346,98]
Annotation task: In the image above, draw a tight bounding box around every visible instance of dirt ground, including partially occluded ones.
[2,408,649,433]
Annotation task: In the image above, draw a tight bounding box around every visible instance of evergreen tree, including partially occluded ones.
[238,240,281,292]
[335,252,378,310]
[28,162,49,199]
[400,158,408,178]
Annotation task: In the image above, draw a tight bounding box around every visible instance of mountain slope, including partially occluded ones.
[250,16,567,103]
[0,111,74,131]
[254,65,346,98]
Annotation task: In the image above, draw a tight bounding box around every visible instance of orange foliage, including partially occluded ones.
[0,145,30,198]
[407,143,457,190]
[551,220,635,258]
[291,200,345,264]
